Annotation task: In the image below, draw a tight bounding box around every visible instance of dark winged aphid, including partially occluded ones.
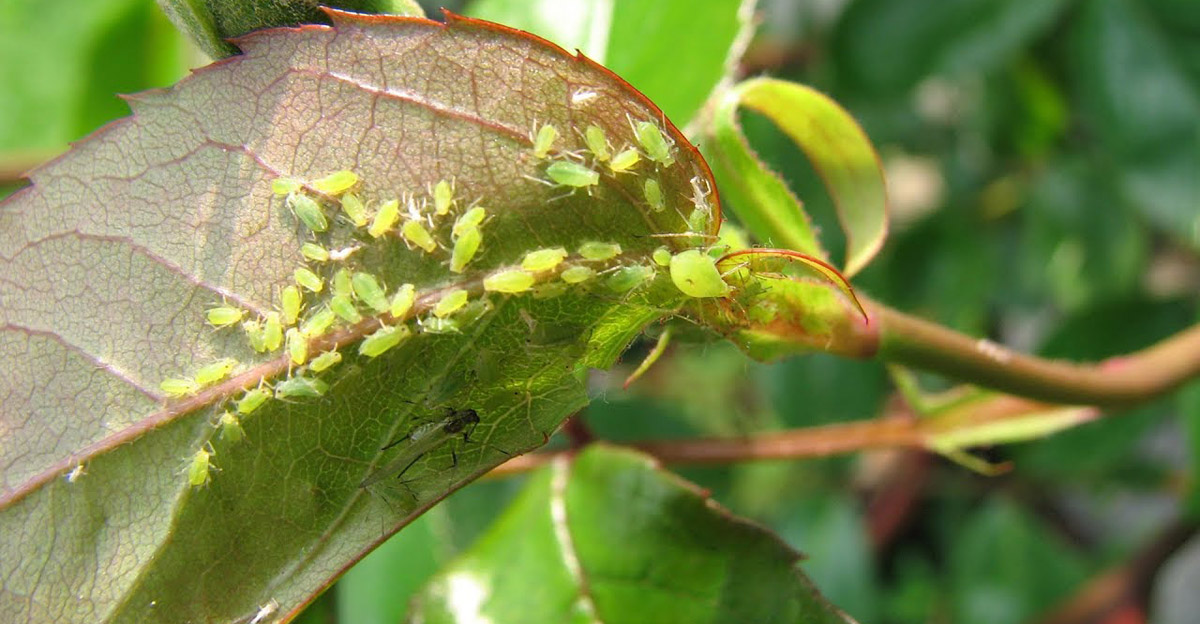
[359,408,481,489]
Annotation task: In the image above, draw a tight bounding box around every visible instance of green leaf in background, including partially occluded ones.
[155,0,425,58]
[707,78,889,277]
[410,444,855,624]
[1072,0,1200,251]
[468,0,754,128]
[0,12,717,622]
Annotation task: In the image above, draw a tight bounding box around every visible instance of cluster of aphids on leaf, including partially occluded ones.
[154,114,732,489]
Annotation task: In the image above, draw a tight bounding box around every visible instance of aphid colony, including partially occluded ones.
[160,114,728,489]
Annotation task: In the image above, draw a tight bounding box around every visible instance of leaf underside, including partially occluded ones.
[0,11,717,623]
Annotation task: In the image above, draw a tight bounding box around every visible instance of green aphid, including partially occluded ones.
[243,319,268,352]
[635,120,674,166]
[607,264,656,292]
[218,412,244,443]
[450,226,482,273]
[578,241,622,261]
[300,306,337,338]
[359,325,411,358]
[288,193,329,233]
[301,242,330,263]
[652,247,672,267]
[333,267,354,299]
[280,285,302,326]
[433,179,455,216]
[452,206,487,238]
[341,193,369,227]
[421,316,460,334]
[236,387,271,415]
[186,447,215,487]
[369,199,400,238]
[433,289,469,318]
[584,124,610,161]
[559,265,595,284]
[294,267,324,293]
[312,170,358,195]
[330,294,363,324]
[669,249,730,298]
[206,305,246,329]
[307,350,343,373]
[286,328,308,366]
[272,177,302,196]
[263,312,284,352]
[389,283,416,319]
[533,281,569,299]
[274,375,328,399]
[546,161,599,188]
[688,206,711,234]
[195,358,237,386]
[643,178,664,212]
[483,269,535,294]
[352,272,390,313]
[457,297,494,326]
[402,219,438,253]
[521,247,568,272]
[160,377,200,398]
[609,148,640,173]
[532,123,559,159]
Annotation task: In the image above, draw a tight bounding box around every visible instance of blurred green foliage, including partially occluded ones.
[2,0,1198,622]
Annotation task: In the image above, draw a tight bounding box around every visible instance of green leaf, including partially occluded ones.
[0,12,716,622]
[410,444,855,623]
[1072,0,1200,250]
[155,0,426,59]
[707,77,889,277]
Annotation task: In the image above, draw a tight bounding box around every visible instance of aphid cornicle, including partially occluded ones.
[369,199,400,238]
[195,358,237,386]
[206,305,246,329]
[280,285,302,326]
[160,377,200,398]
[237,387,271,415]
[584,124,611,161]
[433,179,455,216]
[578,241,622,261]
[359,325,411,358]
[453,207,486,238]
[521,247,568,272]
[546,161,599,188]
[288,193,329,233]
[483,269,535,294]
[341,193,370,227]
[352,272,390,313]
[307,350,343,373]
[389,283,416,319]
[312,170,358,195]
[450,226,482,274]
[401,219,438,253]
[634,120,675,166]
[433,289,469,318]
[294,267,324,293]
[532,123,559,159]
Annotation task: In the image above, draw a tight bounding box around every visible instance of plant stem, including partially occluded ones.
[871,301,1200,407]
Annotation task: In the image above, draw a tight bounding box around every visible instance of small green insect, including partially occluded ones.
[452,206,487,238]
[236,386,271,415]
[652,247,672,267]
[294,267,324,293]
[341,193,369,227]
[532,123,559,159]
[607,264,656,292]
[578,241,622,261]
[301,242,330,263]
[456,297,494,326]
[288,193,329,233]
[286,327,308,366]
[433,179,455,216]
[634,120,675,166]
[332,267,354,299]
[218,411,244,443]
[352,272,390,313]
[483,269,535,294]
[669,249,730,298]
[369,199,400,238]
[533,281,569,299]
[243,319,268,352]
[390,283,416,319]
[275,375,329,399]
[433,289,469,318]
[546,161,599,188]
[450,226,482,273]
[300,306,337,338]
[584,124,610,161]
[559,265,595,284]
[160,377,200,398]
[272,178,302,196]
[401,219,438,253]
[206,305,246,329]
[609,148,640,173]
[312,170,358,195]
[263,312,284,352]
[687,175,714,233]
[421,316,460,334]
[359,324,412,358]
[330,294,363,324]
[186,446,216,487]
[195,358,237,386]
[521,247,568,272]
[280,285,302,326]
[307,350,343,373]
[643,178,664,212]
